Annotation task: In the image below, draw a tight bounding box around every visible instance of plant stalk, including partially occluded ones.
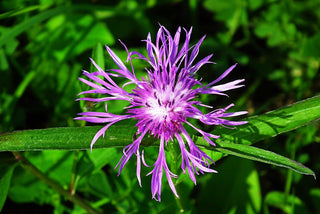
[12,151,102,214]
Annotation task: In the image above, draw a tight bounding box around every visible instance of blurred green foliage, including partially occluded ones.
[0,0,319,213]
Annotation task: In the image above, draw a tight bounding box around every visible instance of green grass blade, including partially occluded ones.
[0,4,119,48]
[0,7,68,47]
[0,4,51,20]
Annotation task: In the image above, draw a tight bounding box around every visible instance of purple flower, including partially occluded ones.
[75,25,247,201]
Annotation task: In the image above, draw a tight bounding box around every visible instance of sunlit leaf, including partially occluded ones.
[213,95,320,146]
[264,191,308,214]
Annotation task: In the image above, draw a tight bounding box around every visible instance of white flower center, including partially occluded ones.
[146,97,170,121]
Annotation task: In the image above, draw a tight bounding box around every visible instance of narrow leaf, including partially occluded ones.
[0,160,17,211]
[0,7,68,47]
[0,96,319,177]
[91,42,105,72]
[0,120,137,151]
[196,140,315,177]
[0,4,51,20]
[213,95,320,146]
[0,96,319,151]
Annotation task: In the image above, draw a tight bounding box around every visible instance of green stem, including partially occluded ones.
[284,169,293,206]
[167,141,185,213]
[284,138,296,205]
[174,196,185,213]
[12,152,102,214]
[69,150,80,195]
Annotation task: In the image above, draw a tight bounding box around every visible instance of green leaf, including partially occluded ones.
[213,95,320,146]
[0,4,52,20]
[197,140,315,177]
[8,151,73,205]
[0,158,16,212]
[310,188,320,214]
[87,148,121,171]
[0,7,68,48]
[91,42,106,72]
[264,191,309,214]
[196,157,261,213]
[0,120,137,151]
[0,96,319,177]
[302,33,320,58]
[1,95,319,151]
[9,169,56,204]
[199,95,320,177]
[75,152,95,179]
[87,171,113,199]
[25,151,74,186]
[69,149,122,195]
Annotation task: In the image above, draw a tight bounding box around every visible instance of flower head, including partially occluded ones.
[75,25,247,201]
